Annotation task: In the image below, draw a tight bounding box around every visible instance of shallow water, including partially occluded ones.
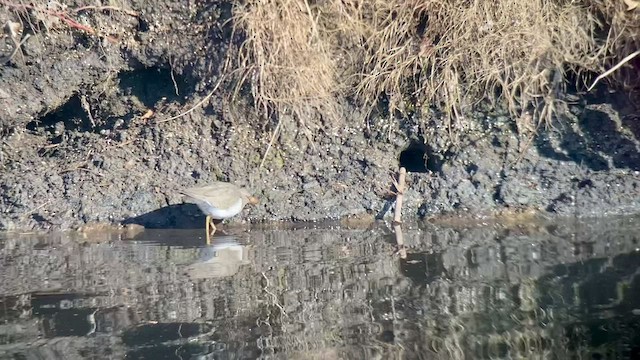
[1,217,640,360]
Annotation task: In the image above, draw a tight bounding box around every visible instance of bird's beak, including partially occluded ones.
[247,196,259,205]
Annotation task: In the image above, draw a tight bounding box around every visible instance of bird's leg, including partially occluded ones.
[206,216,217,245]
[205,215,211,245]
[210,218,217,235]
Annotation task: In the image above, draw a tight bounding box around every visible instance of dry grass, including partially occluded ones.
[228,0,343,125]
[588,0,640,91]
[227,0,639,136]
[412,0,603,127]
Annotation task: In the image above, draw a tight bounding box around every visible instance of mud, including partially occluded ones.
[1,1,640,232]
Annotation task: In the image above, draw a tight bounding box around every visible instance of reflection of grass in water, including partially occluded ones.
[425,317,466,360]
[419,291,568,359]
[428,326,555,359]
[517,279,539,312]
[255,264,411,358]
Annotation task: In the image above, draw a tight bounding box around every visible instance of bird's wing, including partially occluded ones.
[182,182,242,209]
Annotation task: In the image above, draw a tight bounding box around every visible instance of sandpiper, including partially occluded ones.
[181,181,259,243]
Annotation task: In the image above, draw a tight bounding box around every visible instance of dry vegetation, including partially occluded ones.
[227,0,640,134]
[3,0,638,139]
[0,0,138,44]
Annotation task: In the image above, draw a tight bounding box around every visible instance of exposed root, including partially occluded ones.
[156,78,223,123]
[587,50,640,91]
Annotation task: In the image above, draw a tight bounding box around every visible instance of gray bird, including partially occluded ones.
[181,181,259,243]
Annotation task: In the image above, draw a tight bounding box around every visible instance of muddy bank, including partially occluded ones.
[1,1,640,232]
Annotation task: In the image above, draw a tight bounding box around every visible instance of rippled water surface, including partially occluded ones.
[1,217,640,359]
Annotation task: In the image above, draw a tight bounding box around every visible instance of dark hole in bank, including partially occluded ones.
[399,142,444,173]
[118,66,191,108]
[26,94,91,134]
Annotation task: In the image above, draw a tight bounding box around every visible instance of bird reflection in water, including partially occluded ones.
[185,235,251,279]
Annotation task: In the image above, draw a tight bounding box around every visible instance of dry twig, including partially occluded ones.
[72,5,139,17]
[587,50,640,91]
[156,78,223,123]
[259,118,282,169]
[20,200,51,220]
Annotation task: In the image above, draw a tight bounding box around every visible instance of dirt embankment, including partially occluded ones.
[1,1,639,232]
